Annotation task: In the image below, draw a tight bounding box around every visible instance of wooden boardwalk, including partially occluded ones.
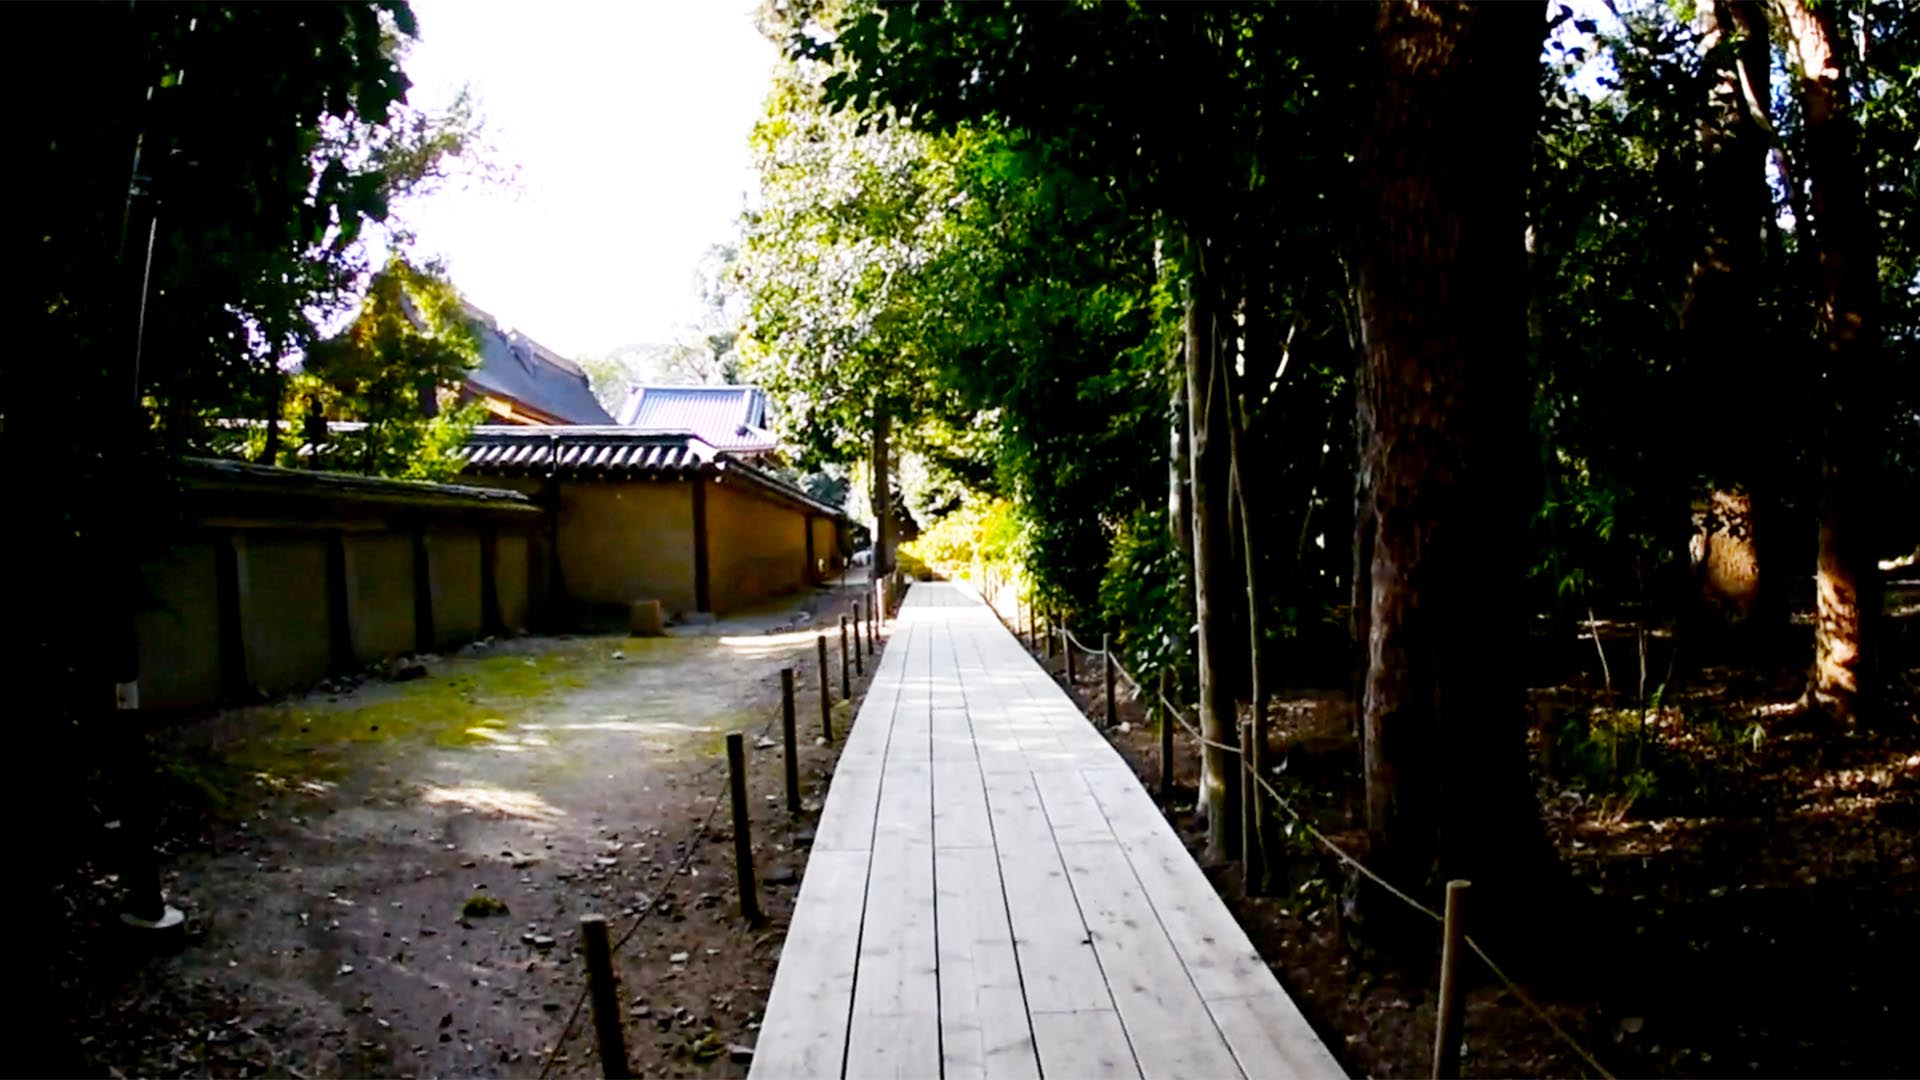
[752,582,1343,1080]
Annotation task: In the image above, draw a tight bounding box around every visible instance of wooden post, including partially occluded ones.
[1432,879,1471,1079]
[839,616,851,699]
[851,602,863,673]
[1063,626,1076,685]
[1239,719,1259,876]
[876,577,887,627]
[579,914,632,1078]
[817,634,833,742]
[1159,669,1175,801]
[726,732,762,923]
[866,590,875,651]
[1045,609,1055,660]
[1102,633,1116,728]
[781,667,800,815]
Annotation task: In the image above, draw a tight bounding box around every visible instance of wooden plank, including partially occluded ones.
[936,845,1040,1080]
[1032,767,1117,846]
[1028,1010,1140,1079]
[813,764,883,853]
[750,850,870,1079]
[845,763,938,1078]
[931,707,975,763]
[987,772,1111,1015]
[1081,766,1273,1001]
[1206,990,1347,1080]
[1057,839,1246,1079]
[933,760,995,850]
[953,626,1031,775]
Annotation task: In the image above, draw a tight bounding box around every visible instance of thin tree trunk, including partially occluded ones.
[260,367,283,465]
[1780,0,1880,724]
[1349,283,1375,747]
[872,405,895,577]
[1355,0,1546,919]
[1187,264,1240,861]
[1169,345,1195,695]
[1231,390,1270,893]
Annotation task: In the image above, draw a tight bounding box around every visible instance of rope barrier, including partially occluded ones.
[1055,610,1614,1080]
[1060,626,1106,658]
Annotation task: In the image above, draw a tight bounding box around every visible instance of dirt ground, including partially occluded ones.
[1024,589,1920,1080]
[58,579,890,1079]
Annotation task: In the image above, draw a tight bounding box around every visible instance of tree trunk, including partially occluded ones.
[1231,389,1271,893]
[260,367,283,465]
[1684,0,1776,645]
[1355,0,1545,916]
[1780,0,1881,724]
[1186,266,1241,861]
[1169,345,1196,706]
[872,405,895,577]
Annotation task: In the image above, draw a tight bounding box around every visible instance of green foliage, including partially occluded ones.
[18,1,493,707]
[291,258,485,480]
[900,498,1016,575]
[1099,507,1193,693]
[736,59,978,470]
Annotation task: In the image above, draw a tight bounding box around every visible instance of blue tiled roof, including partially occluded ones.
[615,386,776,453]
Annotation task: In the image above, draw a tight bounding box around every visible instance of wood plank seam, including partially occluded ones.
[943,620,1045,1079]
[839,615,919,1079]
[1023,761,1145,1078]
[1063,767,1251,1079]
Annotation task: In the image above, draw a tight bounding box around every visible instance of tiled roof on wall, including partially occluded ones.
[456,426,843,519]
[615,385,777,453]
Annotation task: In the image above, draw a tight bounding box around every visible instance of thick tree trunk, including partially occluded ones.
[872,405,895,577]
[1684,0,1776,643]
[1186,269,1241,861]
[1355,0,1545,912]
[1780,0,1881,724]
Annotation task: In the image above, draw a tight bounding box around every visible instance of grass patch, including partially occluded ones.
[462,894,510,918]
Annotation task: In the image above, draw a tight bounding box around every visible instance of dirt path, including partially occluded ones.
[75,581,882,1078]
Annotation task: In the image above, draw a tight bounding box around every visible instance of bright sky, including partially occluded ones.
[393,0,778,360]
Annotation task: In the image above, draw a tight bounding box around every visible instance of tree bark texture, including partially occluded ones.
[1186,269,1242,860]
[1780,0,1881,724]
[872,405,896,577]
[1355,0,1546,906]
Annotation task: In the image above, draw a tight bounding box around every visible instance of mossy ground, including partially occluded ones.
[185,637,688,804]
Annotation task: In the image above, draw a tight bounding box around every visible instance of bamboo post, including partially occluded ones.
[816,634,833,742]
[579,914,632,1078]
[1063,626,1076,684]
[1239,720,1258,872]
[1102,633,1117,728]
[726,732,762,923]
[1432,880,1471,1079]
[1045,609,1056,660]
[781,667,800,815]
[1158,669,1175,801]
[839,615,851,699]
